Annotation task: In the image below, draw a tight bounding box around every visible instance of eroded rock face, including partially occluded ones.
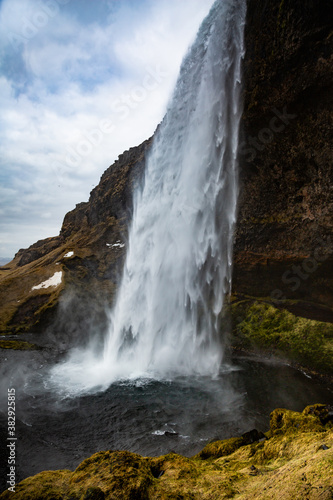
[0,139,152,343]
[15,237,62,267]
[60,138,151,240]
[234,0,333,314]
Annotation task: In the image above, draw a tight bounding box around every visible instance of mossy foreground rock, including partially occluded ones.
[1,405,332,499]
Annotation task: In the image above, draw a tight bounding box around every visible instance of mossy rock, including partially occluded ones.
[0,340,38,350]
[70,450,153,499]
[1,406,333,499]
[229,299,333,375]
[195,437,245,460]
[1,470,72,500]
[302,404,333,427]
[83,487,105,499]
[269,407,328,436]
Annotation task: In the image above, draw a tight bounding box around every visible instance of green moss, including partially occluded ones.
[70,450,154,499]
[1,406,332,500]
[230,300,333,374]
[0,470,71,500]
[0,340,38,350]
[151,453,199,480]
[269,407,327,436]
[195,437,245,460]
[302,404,333,425]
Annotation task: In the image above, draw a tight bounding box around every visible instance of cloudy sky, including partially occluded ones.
[0,0,214,260]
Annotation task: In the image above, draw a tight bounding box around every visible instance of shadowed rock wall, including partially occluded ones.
[233,0,333,318]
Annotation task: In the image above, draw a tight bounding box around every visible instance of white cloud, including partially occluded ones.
[0,0,215,259]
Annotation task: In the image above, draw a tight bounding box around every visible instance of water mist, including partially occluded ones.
[49,0,246,394]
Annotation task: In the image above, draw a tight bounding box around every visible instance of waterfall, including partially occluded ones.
[49,0,246,393]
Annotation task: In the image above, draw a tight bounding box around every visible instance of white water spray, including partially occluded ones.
[50,0,246,394]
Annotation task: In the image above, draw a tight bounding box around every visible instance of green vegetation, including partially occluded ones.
[196,437,245,460]
[1,405,332,499]
[0,340,38,350]
[230,299,333,375]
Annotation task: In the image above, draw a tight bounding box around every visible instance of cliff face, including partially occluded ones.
[234,0,333,317]
[0,0,332,358]
[0,139,151,344]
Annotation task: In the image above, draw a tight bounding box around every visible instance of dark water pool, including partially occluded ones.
[0,352,332,493]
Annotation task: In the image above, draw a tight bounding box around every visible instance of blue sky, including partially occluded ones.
[0,0,214,259]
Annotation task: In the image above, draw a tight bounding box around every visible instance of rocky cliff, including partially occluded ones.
[0,0,332,373]
[234,0,333,317]
[230,0,333,375]
[0,138,151,348]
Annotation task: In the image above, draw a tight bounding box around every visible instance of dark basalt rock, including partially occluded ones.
[241,429,266,445]
[164,431,179,437]
[234,0,333,315]
[15,236,62,267]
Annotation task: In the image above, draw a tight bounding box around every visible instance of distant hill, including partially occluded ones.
[0,258,11,267]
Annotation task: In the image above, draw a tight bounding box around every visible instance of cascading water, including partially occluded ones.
[50,0,246,393]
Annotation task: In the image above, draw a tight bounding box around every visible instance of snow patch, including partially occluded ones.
[32,271,62,291]
[64,251,74,258]
[106,240,125,249]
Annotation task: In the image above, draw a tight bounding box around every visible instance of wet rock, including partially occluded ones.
[241,429,266,445]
